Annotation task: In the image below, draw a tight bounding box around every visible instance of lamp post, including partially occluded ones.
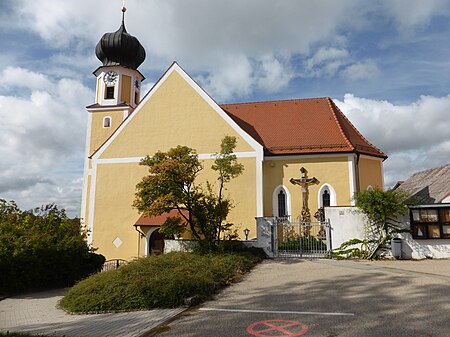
[244,228,250,240]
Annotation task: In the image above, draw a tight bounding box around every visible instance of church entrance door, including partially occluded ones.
[149,228,165,255]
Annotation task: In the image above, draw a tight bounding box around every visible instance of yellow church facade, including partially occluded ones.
[81,15,386,260]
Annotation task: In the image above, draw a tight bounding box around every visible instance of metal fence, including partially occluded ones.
[273,220,331,258]
[101,259,128,272]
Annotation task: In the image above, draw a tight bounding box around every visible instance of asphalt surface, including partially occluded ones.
[155,259,450,337]
[3,259,450,337]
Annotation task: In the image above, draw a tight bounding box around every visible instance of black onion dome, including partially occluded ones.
[95,16,146,70]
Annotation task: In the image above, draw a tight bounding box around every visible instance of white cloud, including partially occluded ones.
[0,67,53,91]
[304,47,350,78]
[256,55,294,93]
[381,0,450,31]
[340,60,380,80]
[334,94,450,187]
[0,67,92,216]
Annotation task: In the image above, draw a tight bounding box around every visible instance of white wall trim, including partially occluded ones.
[87,106,131,112]
[256,151,263,217]
[198,151,257,160]
[272,185,292,217]
[265,153,350,161]
[317,183,337,208]
[95,151,258,165]
[97,157,143,164]
[145,227,158,257]
[348,154,356,206]
[80,113,93,226]
[86,162,97,247]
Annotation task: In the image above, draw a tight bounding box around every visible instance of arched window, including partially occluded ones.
[272,185,291,218]
[278,190,287,217]
[318,184,337,208]
[103,116,111,128]
[322,189,330,207]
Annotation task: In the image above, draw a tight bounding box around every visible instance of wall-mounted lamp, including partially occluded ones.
[244,228,250,240]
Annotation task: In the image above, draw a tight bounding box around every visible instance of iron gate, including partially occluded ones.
[271,219,331,258]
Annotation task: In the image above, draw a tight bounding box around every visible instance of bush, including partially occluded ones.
[279,236,327,252]
[59,251,263,313]
[0,200,105,295]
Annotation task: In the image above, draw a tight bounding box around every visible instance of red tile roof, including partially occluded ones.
[134,209,189,227]
[221,97,386,158]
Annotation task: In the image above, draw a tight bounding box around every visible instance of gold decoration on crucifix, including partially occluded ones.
[290,167,319,222]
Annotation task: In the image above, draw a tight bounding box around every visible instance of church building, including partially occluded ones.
[81,9,387,260]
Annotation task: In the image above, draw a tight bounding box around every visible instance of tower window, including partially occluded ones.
[105,86,115,99]
[103,116,111,128]
[135,92,139,105]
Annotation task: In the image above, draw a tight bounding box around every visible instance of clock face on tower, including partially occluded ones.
[134,79,140,89]
[103,71,118,85]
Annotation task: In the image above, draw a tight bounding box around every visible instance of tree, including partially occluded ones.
[0,200,105,294]
[353,187,410,259]
[133,136,244,251]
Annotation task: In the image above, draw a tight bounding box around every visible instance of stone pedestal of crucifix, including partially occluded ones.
[290,167,319,223]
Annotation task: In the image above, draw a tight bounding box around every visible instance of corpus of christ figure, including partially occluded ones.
[290,167,319,222]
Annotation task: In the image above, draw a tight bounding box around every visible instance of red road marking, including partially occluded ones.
[247,319,309,337]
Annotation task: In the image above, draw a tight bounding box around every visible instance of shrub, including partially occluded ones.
[59,251,263,313]
[0,200,105,295]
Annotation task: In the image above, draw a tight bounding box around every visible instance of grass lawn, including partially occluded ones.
[59,251,263,313]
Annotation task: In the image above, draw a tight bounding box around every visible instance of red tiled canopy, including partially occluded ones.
[221,97,386,159]
[134,209,189,227]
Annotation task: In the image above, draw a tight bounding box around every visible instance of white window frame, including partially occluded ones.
[103,116,112,128]
[317,183,337,208]
[272,185,291,217]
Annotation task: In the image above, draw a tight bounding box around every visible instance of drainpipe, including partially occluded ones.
[134,225,146,257]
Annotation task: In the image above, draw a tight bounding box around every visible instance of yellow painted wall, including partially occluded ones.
[263,157,351,219]
[121,75,131,104]
[100,71,254,159]
[96,77,101,103]
[91,162,147,260]
[90,156,257,260]
[90,110,125,156]
[197,157,257,239]
[359,157,383,190]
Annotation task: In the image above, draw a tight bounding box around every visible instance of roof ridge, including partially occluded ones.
[220,97,329,106]
[326,98,355,151]
[411,163,450,177]
[328,98,387,158]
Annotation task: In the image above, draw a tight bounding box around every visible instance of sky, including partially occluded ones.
[0,0,449,217]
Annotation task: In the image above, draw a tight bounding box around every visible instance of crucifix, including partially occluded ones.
[290,167,319,222]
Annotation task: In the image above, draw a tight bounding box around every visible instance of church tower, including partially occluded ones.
[86,5,146,155]
[81,5,146,233]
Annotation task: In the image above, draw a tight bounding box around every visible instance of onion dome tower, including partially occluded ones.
[95,9,146,70]
[90,5,146,110]
[85,4,147,159]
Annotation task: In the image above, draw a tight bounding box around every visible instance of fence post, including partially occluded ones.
[326,220,332,254]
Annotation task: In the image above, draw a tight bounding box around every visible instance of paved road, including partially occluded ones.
[155,259,450,337]
[0,288,185,337]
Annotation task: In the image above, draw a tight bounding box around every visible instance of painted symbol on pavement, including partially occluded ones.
[247,319,309,337]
